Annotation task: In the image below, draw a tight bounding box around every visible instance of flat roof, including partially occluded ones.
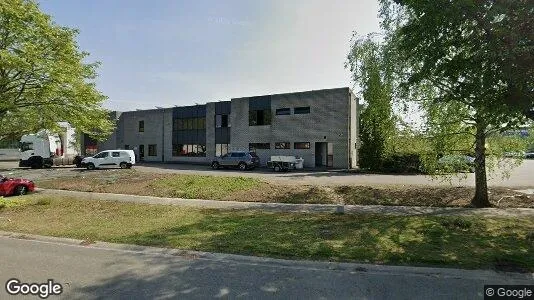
[116,87,352,113]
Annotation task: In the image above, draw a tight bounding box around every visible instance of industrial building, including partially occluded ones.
[82,87,359,169]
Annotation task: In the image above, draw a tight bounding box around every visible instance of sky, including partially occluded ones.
[39,0,381,112]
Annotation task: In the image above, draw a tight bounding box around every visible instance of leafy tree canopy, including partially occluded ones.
[0,0,114,140]
[378,0,533,207]
[346,34,396,170]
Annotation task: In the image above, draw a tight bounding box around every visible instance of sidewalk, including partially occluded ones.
[39,188,534,217]
[2,231,532,299]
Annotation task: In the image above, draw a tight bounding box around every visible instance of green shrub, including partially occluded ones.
[381,153,423,173]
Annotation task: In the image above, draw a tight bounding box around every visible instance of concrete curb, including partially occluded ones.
[36,188,534,217]
[1,230,532,281]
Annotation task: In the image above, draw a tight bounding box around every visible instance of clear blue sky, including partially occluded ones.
[39,0,380,111]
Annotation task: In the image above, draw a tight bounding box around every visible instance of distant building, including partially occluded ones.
[88,87,360,169]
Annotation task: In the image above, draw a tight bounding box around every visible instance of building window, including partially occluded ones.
[215,144,229,157]
[294,142,310,149]
[173,118,206,130]
[124,145,130,150]
[148,144,157,156]
[275,142,290,149]
[275,108,290,115]
[249,109,271,126]
[294,107,310,114]
[172,144,206,157]
[249,143,270,151]
[216,114,230,128]
[138,120,144,132]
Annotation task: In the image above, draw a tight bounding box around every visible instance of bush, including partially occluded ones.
[381,153,423,173]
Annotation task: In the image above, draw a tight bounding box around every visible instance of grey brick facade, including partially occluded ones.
[94,87,359,169]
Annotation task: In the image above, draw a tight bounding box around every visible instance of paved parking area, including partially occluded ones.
[1,160,533,188]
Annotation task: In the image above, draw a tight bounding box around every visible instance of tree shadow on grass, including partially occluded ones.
[70,211,534,299]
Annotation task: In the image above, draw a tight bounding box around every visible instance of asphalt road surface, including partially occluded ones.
[1,159,533,188]
[1,234,532,300]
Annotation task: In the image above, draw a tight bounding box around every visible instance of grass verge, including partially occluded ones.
[37,170,534,207]
[1,194,533,272]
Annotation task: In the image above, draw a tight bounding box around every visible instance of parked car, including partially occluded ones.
[525,152,534,159]
[503,151,526,158]
[437,155,475,173]
[81,150,136,170]
[0,174,35,196]
[211,151,260,170]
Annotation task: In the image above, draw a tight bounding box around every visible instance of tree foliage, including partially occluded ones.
[346,34,396,170]
[0,0,113,140]
[379,0,534,207]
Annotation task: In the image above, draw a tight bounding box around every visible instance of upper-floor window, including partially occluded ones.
[216,114,230,128]
[275,108,290,115]
[294,107,310,114]
[249,109,271,126]
[138,120,144,132]
[173,118,206,131]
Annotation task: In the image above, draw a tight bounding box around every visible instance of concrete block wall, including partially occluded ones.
[117,109,165,162]
[97,87,358,169]
[230,88,353,168]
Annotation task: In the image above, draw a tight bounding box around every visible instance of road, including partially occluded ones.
[1,160,533,188]
[1,234,532,300]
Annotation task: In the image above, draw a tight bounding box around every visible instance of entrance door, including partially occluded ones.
[139,145,145,161]
[327,143,334,167]
[315,142,325,167]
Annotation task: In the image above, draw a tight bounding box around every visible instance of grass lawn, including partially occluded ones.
[1,194,533,272]
[37,170,534,208]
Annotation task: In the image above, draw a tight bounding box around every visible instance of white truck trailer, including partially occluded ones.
[19,122,83,169]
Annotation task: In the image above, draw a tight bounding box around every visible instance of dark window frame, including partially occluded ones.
[275,108,290,115]
[215,143,230,157]
[138,120,145,132]
[148,144,157,156]
[172,144,206,157]
[249,109,272,126]
[294,107,311,114]
[294,142,311,149]
[174,117,206,131]
[249,143,271,151]
[275,142,291,149]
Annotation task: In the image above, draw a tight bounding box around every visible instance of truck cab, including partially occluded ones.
[19,123,82,169]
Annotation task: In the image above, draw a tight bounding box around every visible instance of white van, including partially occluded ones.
[81,150,136,170]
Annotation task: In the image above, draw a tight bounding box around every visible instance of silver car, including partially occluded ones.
[211,151,261,171]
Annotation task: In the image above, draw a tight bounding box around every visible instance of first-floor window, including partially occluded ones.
[124,145,130,150]
[249,143,270,151]
[275,142,290,149]
[148,144,157,156]
[172,144,206,157]
[216,144,229,157]
[294,142,310,149]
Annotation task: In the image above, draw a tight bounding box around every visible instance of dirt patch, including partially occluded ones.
[36,170,534,208]
[335,186,534,208]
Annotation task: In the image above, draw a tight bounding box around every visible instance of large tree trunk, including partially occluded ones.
[471,121,491,207]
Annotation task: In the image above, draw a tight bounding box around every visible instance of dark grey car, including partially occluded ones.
[211,151,261,171]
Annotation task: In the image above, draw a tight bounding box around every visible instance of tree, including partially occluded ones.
[379,0,534,207]
[346,34,396,170]
[0,0,113,141]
